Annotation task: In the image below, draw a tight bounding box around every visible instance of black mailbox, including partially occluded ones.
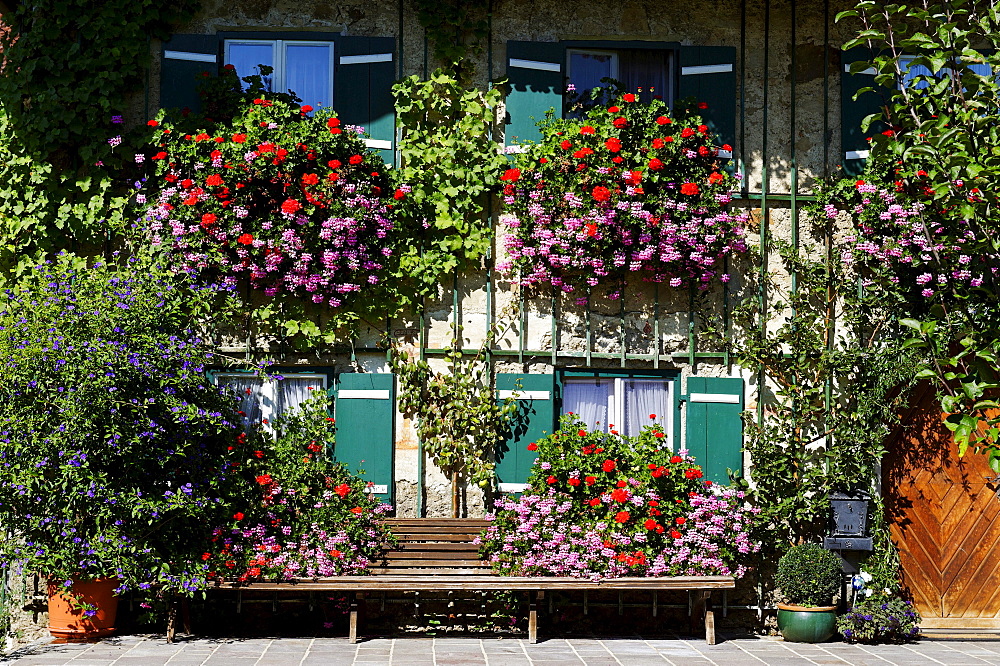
[830,490,870,537]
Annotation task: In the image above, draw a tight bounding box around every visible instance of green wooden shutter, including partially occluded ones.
[505,41,565,149]
[160,34,220,115]
[495,373,556,491]
[335,36,396,164]
[678,47,737,157]
[684,376,744,485]
[841,46,891,176]
[334,373,395,502]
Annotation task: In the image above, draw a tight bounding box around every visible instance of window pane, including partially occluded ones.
[569,50,617,101]
[218,375,265,428]
[901,60,934,90]
[622,380,670,440]
[563,379,612,433]
[227,42,275,91]
[285,44,333,110]
[274,376,321,419]
[620,50,669,104]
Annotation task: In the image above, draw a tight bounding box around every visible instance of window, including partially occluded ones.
[567,48,673,108]
[216,372,327,427]
[562,376,674,446]
[899,54,993,90]
[224,39,335,111]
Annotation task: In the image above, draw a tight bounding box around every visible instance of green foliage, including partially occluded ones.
[390,323,516,515]
[0,1,199,282]
[411,0,489,84]
[838,594,921,643]
[730,238,919,546]
[775,543,843,607]
[202,391,396,581]
[393,71,506,294]
[836,1,1000,466]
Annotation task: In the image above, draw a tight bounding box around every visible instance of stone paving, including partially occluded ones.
[4,634,1000,666]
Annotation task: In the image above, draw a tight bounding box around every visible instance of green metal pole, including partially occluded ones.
[758,0,771,429]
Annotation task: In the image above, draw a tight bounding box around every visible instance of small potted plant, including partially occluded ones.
[775,543,843,642]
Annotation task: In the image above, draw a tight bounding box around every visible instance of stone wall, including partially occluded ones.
[144,0,862,519]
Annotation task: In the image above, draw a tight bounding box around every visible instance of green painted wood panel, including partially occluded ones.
[334,373,395,502]
[505,41,565,148]
[495,373,556,488]
[677,46,737,150]
[684,376,744,485]
[841,46,890,176]
[160,34,220,116]
[336,36,396,164]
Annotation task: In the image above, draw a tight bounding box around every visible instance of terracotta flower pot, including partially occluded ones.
[776,602,838,643]
[47,578,119,640]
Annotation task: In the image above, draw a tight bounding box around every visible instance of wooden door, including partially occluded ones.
[883,387,1000,628]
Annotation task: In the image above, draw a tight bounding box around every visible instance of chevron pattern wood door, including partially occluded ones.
[884,390,1000,629]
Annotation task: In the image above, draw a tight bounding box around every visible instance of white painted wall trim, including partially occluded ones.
[364,138,393,150]
[498,390,551,400]
[689,393,741,404]
[165,50,217,63]
[499,483,531,493]
[338,389,391,399]
[509,58,561,72]
[681,64,733,76]
[718,149,733,158]
[341,53,393,65]
[845,149,870,160]
[845,64,877,75]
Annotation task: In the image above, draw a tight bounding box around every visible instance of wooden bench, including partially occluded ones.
[210,518,735,645]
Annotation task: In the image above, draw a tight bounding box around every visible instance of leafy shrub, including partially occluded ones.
[498,93,747,299]
[838,595,921,643]
[204,390,395,581]
[477,415,760,577]
[775,543,843,606]
[0,253,246,596]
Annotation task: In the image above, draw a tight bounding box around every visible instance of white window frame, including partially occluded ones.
[562,376,674,449]
[223,39,335,109]
[215,372,329,427]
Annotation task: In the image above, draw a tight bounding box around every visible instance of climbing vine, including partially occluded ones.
[411,0,490,84]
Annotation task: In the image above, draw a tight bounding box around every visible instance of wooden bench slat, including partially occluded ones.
[393,542,479,552]
[394,533,484,542]
[384,519,490,526]
[382,550,485,560]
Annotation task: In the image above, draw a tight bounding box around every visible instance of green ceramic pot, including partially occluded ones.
[777,603,838,643]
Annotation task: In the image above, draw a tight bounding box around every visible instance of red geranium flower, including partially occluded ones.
[670,530,682,539]
[580,126,596,134]
[546,475,557,484]
[350,507,363,514]
[685,468,704,479]
[500,168,521,182]
[612,117,628,128]
[585,476,597,485]
[233,512,244,521]
[616,480,627,488]
[680,182,700,196]
[676,516,686,525]
[568,478,581,487]
[648,158,664,171]
[232,133,247,143]
[680,127,695,138]
[607,106,620,113]
[644,519,658,530]
[281,199,303,215]
[335,483,351,497]
[592,186,611,202]
[255,475,272,485]
[698,102,708,109]
[560,139,572,150]
[206,174,224,186]
[147,119,159,127]
[655,116,671,125]
[611,489,629,503]
[588,498,601,507]
[527,442,538,451]
[200,213,216,227]
[604,137,621,152]
[301,105,313,113]
[670,455,683,463]
[602,459,616,473]
[622,93,636,102]
[614,511,630,523]
[301,173,319,185]
[237,234,254,245]
[573,147,594,159]
[578,429,587,437]
[349,154,363,165]
[708,172,725,184]
[327,117,341,128]
[653,431,665,438]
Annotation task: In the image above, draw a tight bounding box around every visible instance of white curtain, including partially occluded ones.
[218,375,265,428]
[563,380,611,433]
[227,42,275,90]
[622,380,670,441]
[275,376,319,419]
[285,44,333,110]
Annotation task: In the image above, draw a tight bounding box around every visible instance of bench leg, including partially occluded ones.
[689,591,717,645]
[349,592,365,644]
[528,591,543,644]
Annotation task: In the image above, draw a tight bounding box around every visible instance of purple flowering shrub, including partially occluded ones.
[837,595,921,644]
[0,254,252,596]
[498,93,748,300]
[138,66,406,322]
[204,391,395,581]
[478,416,760,577]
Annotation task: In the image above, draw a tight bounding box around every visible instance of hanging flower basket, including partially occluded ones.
[498,94,748,300]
